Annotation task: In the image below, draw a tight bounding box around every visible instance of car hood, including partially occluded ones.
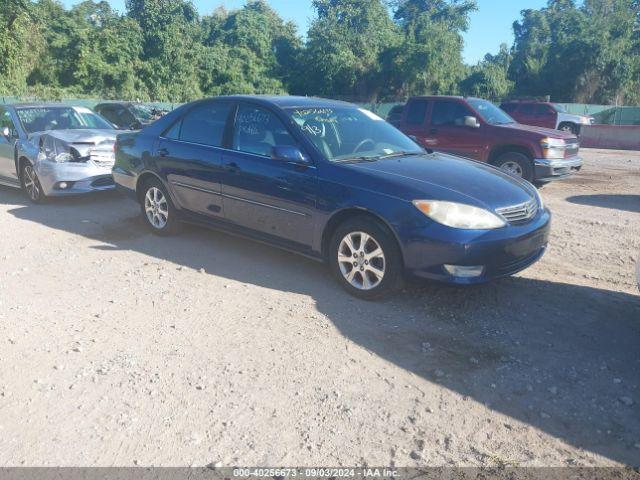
[343,153,537,211]
[496,122,576,140]
[28,129,118,145]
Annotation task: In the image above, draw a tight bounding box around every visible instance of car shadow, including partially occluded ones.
[566,194,640,214]
[2,186,639,466]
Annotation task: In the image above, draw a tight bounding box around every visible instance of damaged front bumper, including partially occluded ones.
[35,160,115,196]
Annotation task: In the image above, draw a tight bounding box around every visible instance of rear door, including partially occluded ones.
[155,101,232,219]
[424,99,485,160]
[220,102,317,248]
[0,108,20,186]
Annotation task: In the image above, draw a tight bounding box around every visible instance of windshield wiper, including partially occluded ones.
[333,156,380,164]
[376,151,425,160]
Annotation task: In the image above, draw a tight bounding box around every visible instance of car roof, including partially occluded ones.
[198,95,355,110]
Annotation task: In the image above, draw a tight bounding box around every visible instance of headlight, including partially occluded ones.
[51,152,73,163]
[413,200,506,230]
[541,137,566,159]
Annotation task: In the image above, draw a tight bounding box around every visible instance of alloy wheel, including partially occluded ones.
[500,160,524,177]
[23,165,41,201]
[337,231,386,290]
[144,187,169,229]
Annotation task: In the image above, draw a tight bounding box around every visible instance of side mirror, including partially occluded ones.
[1,126,10,138]
[271,145,310,164]
[464,116,480,129]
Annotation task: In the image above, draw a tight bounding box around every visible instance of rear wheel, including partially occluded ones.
[139,178,181,235]
[493,152,534,182]
[21,162,46,204]
[329,217,403,300]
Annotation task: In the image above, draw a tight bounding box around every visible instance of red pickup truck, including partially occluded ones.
[389,96,582,184]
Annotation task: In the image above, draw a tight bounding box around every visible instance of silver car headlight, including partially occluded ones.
[413,200,506,230]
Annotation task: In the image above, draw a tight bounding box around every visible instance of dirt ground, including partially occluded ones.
[0,148,638,467]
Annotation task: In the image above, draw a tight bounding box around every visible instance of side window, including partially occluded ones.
[406,100,429,125]
[535,104,554,116]
[0,110,17,135]
[163,119,181,140]
[179,102,231,147]
[521,104,535,115]
[233,104,298,157]
[116,107,136,127]
[97,106,116,124]
[501,104,516,114]
[431,101,473,127]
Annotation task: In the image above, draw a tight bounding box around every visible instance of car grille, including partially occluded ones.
[91,176,115,187]
[496,198,539,225]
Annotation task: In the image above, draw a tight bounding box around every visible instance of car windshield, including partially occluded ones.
[285,106,423,162]
[467,99,515,125]
[129,104,155,122]
[552,103,568,113]
[16,106,114,134]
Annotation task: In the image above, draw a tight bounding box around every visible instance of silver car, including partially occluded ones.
[0,103,118,203]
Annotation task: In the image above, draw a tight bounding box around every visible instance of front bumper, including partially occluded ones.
[400,208,551,285]
[534,156,582,182]
[35,160,115,196]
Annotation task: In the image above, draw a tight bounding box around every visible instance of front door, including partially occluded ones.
[221,103,317,248]
[425,100,485,160]
[0,109,19,187]
[156,101,233,219]
[534,104,558,129]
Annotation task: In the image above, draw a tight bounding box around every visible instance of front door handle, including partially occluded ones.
[157,148,169,157]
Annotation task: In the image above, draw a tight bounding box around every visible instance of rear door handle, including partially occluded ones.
[157,148,169,157]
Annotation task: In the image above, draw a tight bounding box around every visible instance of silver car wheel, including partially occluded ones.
[500,160,524,177]
[23,165,40,200]
[338,231,386,290]
[144,187,169,229]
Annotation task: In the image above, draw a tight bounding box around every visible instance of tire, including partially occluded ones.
[559,122,578,135]
[20,162,47,204]
[139,177,181,235]
[329,216,404,300]
[492,152,534,182]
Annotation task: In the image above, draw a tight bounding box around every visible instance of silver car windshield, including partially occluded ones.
[285,107,423,162]
[16,107,114,134]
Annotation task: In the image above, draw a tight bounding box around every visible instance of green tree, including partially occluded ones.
[303,0,400,100]
[0,0,41,94]
[390,0,477,97]
[459,43,513,101]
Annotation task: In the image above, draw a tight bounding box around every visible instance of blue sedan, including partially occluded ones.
[113,96,550,298]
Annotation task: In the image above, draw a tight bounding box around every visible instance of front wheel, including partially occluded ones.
[21,163,46,204]
[493,152,534,182]
[559,123,578,135]
[329,217,404,300]
[139,178,181,235]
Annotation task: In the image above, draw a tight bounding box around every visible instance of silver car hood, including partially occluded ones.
[29,129,118,145]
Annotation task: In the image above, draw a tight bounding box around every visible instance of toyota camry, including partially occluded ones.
[113,96,550,298]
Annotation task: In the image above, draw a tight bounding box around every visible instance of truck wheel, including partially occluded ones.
[493,152,534,182]
[329,216,404,300]
[559,122,578,135]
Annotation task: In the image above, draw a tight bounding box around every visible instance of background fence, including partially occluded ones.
[3,96,640,126]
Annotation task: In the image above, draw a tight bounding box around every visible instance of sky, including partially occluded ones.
[62,0,550,65]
